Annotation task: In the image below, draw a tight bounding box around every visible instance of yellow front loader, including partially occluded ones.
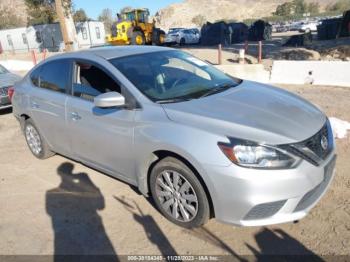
[106,8,165,46]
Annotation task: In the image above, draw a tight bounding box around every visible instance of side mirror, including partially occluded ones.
[94,92,125,108]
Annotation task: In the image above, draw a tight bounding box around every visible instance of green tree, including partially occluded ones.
[192,14,206,27]
[293,0,307,15]
[98,8,113,34]
[73,8,88,22]
[273,2,294,16]
[24,0,73,25]
[25,0,56,25]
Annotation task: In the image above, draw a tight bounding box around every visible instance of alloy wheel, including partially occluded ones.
[155,170,198,222]
[25,125,42,155]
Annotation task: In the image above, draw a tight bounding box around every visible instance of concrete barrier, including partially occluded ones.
[0,60,34,72]
[215,64,270,83]
[271,61,350,87]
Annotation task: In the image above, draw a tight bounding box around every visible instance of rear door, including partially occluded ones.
[65,60,136,183]
[184,30,192,43]
[29,59,72,155]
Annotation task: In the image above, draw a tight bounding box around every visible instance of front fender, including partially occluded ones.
[133,120,232,197]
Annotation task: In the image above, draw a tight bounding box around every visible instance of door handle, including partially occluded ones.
[70,112,81,121]
[31,102,39,109]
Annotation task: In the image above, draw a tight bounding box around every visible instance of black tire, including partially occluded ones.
[131,31,145,45]
[24,118,55,159]
[150,157,210,228]
[180,38,186,46]
[152,28,161,46]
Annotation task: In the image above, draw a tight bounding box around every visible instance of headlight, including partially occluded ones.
[218,138,300,169]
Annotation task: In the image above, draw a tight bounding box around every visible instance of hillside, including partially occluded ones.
[0,0,27,28]
[154,0,338,31]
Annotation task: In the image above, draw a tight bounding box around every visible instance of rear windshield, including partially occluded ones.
[0,65,9,74]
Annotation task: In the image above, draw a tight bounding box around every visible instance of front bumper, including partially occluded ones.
[202,152,336,226]
[165,36,178,45]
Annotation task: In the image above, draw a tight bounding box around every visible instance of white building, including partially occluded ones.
[75,21,106,49]
[0,21,106,53]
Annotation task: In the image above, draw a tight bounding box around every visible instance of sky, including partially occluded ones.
[73,0,183,19]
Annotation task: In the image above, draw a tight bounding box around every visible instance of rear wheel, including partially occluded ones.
[24,118,55,159]
[131,31,145,45]
[150,157,210,228]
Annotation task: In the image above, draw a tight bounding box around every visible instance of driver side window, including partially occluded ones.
[73,62,121,102]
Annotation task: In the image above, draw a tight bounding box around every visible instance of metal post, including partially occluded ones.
[31,50,37,65]
[244,40,248,53]
[258,41,262,64]
[218,44,222,65]
[239,49,245,64]
[42,49,47,60]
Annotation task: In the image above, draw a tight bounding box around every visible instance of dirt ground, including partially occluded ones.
[0,84,349,259]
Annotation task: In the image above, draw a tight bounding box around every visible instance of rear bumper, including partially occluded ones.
[202,152,336,226]
[0,95,11,109]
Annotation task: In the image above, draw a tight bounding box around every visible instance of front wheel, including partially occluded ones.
[131,31,145,45]
[179,38,186,46]
[150,157,210,228]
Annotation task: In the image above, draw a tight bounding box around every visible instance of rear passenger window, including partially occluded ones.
[40,60,70,93]
[30,67,41,87]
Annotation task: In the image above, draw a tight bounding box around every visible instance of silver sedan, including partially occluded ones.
[12,46,336,228]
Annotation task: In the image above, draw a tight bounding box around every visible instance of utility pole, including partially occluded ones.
[55,0,73,51]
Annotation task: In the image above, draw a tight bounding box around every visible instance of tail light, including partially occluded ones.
[8,86,15,102]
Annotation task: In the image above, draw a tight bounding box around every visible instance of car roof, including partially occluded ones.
[53,46,173,61]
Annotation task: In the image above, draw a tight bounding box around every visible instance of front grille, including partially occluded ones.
[280,120,333,166]
[294,156,336,212]
[0,86,9,97]
[304,123,331,159]
[244,200,287,220]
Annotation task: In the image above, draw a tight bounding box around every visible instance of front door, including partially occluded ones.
[66,61,136,183]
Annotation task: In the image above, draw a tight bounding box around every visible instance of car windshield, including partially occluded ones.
[0,65,9,74]
[110,50,241,103]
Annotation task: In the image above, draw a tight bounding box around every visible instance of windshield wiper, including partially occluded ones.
[156,83,235,104]
[156,97,193,104]
[198,83,235,98]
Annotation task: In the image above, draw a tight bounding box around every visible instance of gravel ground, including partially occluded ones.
[0,84,349,259]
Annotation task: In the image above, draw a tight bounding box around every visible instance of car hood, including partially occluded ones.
[161,80,326,145]
[0,73,21,88]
